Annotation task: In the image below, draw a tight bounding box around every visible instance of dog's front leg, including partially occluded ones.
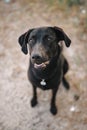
[31,85,38,107]
[50,87,58,115]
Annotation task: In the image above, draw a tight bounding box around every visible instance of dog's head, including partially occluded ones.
[18,26,71,69]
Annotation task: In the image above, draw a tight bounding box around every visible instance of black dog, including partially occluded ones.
[18,26,71,115]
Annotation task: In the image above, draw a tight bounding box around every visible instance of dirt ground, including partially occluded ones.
[0,0,87,130]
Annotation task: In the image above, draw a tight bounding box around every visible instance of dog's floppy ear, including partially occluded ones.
[18,29,33,54]
[53,26,71,47]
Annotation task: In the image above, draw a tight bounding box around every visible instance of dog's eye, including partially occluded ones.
[28,37,36,45]
[29,38,34,42]
[46,36,54,42]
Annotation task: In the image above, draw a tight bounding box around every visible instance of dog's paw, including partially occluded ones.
[50,105,57,115]
[31,98,38,107]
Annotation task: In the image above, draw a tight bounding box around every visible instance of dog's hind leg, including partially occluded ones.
[62,59,70,90]
[31,85,38,107]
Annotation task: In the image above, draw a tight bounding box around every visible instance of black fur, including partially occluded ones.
[18,26,71,115]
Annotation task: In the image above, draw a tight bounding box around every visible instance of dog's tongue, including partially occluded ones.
[34,63,46,69]
[34,61,49,69]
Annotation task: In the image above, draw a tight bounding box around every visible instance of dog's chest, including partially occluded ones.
[29,75,50,90]
[28,69,62,90]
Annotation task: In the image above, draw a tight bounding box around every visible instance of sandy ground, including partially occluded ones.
[0,0,87,130]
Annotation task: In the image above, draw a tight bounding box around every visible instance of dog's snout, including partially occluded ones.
[32,54,41,60]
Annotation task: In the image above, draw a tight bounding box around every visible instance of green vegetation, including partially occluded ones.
[46,0,85,7]
[67,0,82,6]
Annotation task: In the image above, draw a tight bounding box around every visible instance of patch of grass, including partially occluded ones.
[84,16,87,32]
[44,0,68,12]
[67,0,81,6]
[45,0,85,8]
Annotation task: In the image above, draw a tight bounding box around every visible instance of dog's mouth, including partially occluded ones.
[34,60,50,69]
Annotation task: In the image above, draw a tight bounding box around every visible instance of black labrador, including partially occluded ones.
[18,26,71,115]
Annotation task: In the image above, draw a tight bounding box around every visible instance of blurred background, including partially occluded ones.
[0,0,87,130]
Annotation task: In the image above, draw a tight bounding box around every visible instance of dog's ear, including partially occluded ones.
[18,29,33,54]
[53,26,71,47]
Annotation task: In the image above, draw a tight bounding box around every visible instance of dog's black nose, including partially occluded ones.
[32,54,41,60]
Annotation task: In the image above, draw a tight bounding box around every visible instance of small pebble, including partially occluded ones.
[74,95,80,101]
[70,106,76,112]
